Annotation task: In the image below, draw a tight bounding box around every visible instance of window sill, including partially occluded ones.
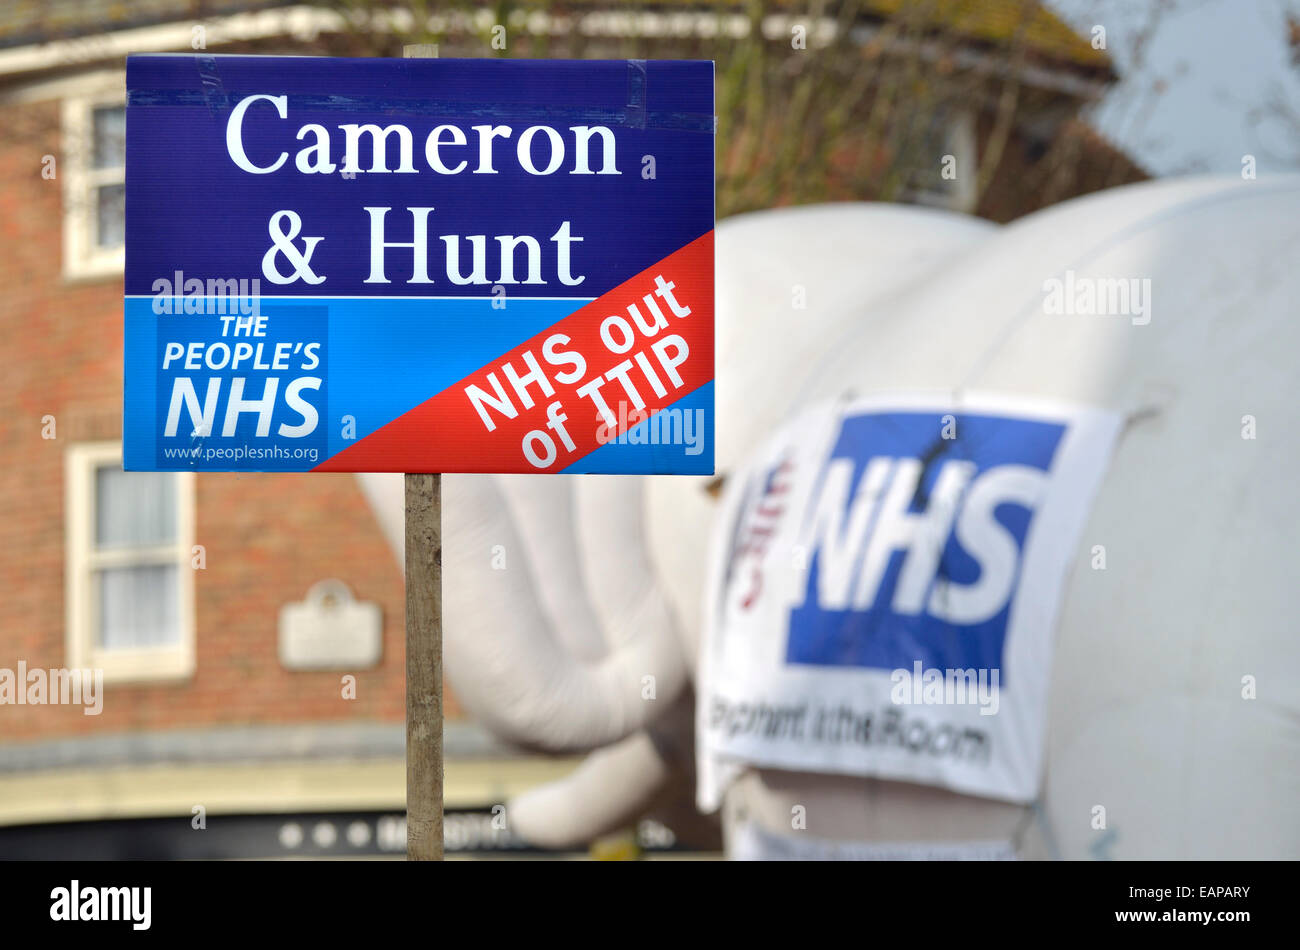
[61,252,125,287]
[83,648,195,687]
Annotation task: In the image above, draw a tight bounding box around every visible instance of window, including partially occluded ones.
[62,84,126,280]
[897,108,979,214]
[65,443,195,683]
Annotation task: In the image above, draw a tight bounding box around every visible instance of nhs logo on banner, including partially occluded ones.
[699,393,1122,804]
[786,411,1066,677]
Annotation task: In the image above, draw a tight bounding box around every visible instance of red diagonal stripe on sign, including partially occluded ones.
[316,231,714,473]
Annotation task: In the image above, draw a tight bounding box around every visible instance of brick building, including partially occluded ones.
[0,0,1144,858]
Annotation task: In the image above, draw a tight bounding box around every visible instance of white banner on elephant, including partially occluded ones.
[697,392,1121,809]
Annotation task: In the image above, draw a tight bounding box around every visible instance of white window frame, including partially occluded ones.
[65,442,196,683]
[61,76,126,281]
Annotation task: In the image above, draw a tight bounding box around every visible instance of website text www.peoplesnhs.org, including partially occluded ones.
[162,444,319,463]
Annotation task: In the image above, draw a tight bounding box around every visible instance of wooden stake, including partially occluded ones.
[405,472,442,860]
[403,46,442,864]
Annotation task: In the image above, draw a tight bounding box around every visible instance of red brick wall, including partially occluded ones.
[0,96,459,741]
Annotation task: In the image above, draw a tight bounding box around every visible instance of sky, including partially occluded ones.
[1049,0,1300,177]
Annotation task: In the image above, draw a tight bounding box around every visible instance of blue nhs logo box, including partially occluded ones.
[732,396,1122,681]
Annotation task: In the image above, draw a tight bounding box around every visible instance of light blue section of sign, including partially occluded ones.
[124,296,582,471]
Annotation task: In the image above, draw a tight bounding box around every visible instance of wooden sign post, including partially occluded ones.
[404,471,442,860]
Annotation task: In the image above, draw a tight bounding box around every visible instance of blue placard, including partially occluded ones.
[125,55,715,473]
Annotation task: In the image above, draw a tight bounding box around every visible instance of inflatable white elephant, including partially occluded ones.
[359,175,1300,859]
